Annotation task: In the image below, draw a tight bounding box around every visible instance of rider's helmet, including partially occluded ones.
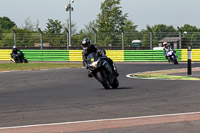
[163,41,168,48]
[82,38,91,50]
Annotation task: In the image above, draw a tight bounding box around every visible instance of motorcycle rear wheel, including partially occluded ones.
[23,58,28,63]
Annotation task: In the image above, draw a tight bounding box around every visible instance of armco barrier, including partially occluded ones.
[69,50,82,61]
[0,49,12,61]
[124,50,181,62]
[22,50,69,61]
[68,50,124,62]
[181,49,200,62]
[1,49,200,62]
[106,50,124,62]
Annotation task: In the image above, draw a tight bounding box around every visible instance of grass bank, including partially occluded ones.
[0,63,83,72]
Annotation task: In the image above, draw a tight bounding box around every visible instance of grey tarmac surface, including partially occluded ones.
[0,62,200,132]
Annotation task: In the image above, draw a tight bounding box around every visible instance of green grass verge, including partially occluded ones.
[0,63,83,72]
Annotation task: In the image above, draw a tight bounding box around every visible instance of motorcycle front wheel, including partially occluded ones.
[95,70,111,89]
[172,57,178,64]
[111,78,119,89]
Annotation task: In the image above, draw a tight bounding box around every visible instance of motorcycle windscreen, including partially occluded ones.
[87,52,98,63]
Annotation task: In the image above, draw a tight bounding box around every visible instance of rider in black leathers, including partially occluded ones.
[11,46,24,61]
[81,38,119,78]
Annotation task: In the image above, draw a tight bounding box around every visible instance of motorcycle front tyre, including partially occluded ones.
[95,70,111,89]
[111,77,119,89]
[172,57,178,64]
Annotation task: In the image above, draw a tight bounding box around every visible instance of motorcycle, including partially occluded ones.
[10,52,28,63]
[86,52,119,89]
[166,50,178,64]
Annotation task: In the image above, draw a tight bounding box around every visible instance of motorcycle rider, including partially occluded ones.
[81,38,119,78]
[11,46,24,62]
[163,41,176,62]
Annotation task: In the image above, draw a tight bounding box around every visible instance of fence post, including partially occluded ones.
[38,28,43,50]
[188,45,192,75]
[12,28,16,47]
[122,30,125,50]
[150,31,153,50]
[177,27,182,49]
[65,28,69,50]
[92,27,97,46]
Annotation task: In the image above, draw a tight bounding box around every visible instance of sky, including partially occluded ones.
[1,0,200,31]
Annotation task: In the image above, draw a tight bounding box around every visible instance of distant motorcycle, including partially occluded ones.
[10,52,28,63]
[86,52,119,89]
[166,50,178,64]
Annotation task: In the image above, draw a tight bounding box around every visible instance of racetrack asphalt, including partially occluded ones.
[0,62,200,132]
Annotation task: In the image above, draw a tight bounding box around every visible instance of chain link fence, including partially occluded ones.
[1,31,200,49]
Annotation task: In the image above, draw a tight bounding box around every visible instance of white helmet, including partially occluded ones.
[163,41,168,46]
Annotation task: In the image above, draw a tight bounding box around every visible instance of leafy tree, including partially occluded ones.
[23,17,34,31]
[45,19,63,34]
[96,0,127,33]
[35,19,40,31]
[80,20,97,35]
[0,16,16,30]
[180,24,199,32]
[150,24,176,32]
[63,19,78,34]
[95,0,138,46]
[144,24,177,46]
[123,19,138,46]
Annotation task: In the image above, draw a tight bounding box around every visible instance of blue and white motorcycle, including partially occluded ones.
[166,50,178,64]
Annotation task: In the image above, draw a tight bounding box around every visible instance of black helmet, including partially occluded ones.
[82,38,91,50]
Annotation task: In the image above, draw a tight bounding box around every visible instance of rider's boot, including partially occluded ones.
[88,70,93,78]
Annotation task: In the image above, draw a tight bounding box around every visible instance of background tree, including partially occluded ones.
[180,24,200,47]
[45,19,63,34]
[144,24,177,46]
[23,17,34,31]
[0,16,16,30]
[95,0,137,46]
[180,24,199,32]
[63,19,78,34]
[96,0,127,33]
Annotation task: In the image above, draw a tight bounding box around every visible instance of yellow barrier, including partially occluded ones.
[68,50,124,62]
[181,49,200,61]
[0,49,12,61]
[106,50,124,62]
[69,50,83,61]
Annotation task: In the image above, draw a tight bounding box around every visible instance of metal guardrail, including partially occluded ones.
[0,49,185,62]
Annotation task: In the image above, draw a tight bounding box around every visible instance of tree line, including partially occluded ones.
[1,0,200,47]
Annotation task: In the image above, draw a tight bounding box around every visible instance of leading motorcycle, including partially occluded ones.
[86,52,119,89]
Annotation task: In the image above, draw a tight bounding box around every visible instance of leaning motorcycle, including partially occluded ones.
[10,52,28,63]
[86,52,119,89]
[166,50,178,64]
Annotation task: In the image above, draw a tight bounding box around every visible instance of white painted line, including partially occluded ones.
[0,111,200,130]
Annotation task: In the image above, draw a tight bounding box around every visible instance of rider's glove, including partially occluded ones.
[97,50,103,56]
[84,64,89,69]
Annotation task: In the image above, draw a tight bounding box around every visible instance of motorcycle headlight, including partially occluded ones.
[91,61,98,68]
